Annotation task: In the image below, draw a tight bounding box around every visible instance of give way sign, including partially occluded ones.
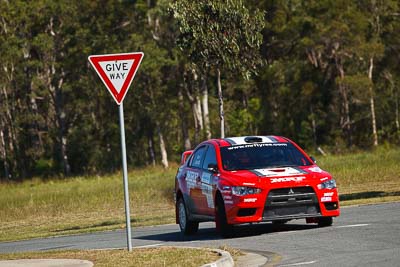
[88,51,144,251]
[88,52,144,105]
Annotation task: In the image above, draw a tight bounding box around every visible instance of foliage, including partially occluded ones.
[0,0,399,179]
[171,0,264,78]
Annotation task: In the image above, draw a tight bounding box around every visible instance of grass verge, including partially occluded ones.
[0,247,220,267]
[0,146,399,242]
[316,146,400,205]
[0,165,177,242]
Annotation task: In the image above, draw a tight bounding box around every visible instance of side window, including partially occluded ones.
[202,145,217,170]
[189,146,206,168]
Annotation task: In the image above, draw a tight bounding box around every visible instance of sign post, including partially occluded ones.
[88,52,144,251]
[118,102,132,251]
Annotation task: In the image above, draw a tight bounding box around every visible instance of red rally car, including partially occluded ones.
[174,136,340,237]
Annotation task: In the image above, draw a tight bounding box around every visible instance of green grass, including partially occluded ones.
[0,247,220,267]
[0,147,399,242]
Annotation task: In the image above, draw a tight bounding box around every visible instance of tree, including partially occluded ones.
[294,1,370,147]
[171,0,264,138]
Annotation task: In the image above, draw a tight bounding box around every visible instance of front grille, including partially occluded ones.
[237,208,257,217]
[263,186,320,220]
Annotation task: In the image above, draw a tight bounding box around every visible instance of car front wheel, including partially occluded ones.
[177,198,199,235]
[215,195,234,238]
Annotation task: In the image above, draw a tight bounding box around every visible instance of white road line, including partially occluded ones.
[336,224,370,228]
[279,260,317,266]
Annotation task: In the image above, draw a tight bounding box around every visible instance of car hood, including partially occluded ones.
[220,165,331,187]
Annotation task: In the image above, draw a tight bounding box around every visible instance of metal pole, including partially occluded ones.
[119,103,132,251]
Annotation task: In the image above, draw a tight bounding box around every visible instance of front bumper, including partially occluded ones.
[224,186,340,225]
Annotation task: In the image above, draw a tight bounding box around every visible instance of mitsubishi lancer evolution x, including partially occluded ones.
[174,136,340,237]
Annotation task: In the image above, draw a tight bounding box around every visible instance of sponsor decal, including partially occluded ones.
[186,170,198,189]
[243,182,255,186]
[201,184,214,208]
[224,200,233,204]
[186,171,215,208]
[321,196,332,202]
[320,177,329,182]
[223,195,232,200]
[201,172,212,184]
[270,176,306,183]
[243,198,257,203]
[324,192,334,197]
[200,172,214,208]
[253,167,307,177]
[308,166,323,173]
[227,142,287,151]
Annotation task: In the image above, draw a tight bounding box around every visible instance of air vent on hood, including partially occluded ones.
[244,136,263,143]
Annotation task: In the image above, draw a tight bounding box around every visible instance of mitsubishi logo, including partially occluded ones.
[288,188,294,195]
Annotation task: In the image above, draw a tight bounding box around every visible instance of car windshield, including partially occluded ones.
[220,142,312,171]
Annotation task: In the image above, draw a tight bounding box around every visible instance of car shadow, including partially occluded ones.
[135,221,319,242]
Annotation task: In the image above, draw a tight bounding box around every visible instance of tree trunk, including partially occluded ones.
[396,88,399,134]
[368,57,378,146]
[217,68,225,138]
[0,127,9,180]
[2,80,17,179]
[384,71,399,137]
[335,58,352,147]
[147,132,156,167]
[310,105,317,148]
[184,68,203,144]
[29,80,44,155]
[201,73,211,139]
[178,87,191,150]
[189,96,202,144]
[192,69,203,133]
[54,70,70,176]
[157,122,169,169]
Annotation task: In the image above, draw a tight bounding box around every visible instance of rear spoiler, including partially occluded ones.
[180,150,193,165]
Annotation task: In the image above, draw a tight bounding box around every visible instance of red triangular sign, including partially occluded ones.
[88,52,144,105]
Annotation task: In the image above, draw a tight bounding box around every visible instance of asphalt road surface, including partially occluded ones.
[1,202,399,266]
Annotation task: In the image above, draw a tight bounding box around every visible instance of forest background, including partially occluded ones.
[1,0,399,180]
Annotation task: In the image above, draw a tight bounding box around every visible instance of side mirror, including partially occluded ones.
[207,163,219,173]
[310,156,317,163]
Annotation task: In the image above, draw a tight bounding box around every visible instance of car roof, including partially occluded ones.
[207,135,290,147]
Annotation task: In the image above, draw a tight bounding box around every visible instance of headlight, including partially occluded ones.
[318,179,336,190]
[231,186,261,196]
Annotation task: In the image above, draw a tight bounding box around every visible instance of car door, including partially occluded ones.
[185,145,207,215]
[200,145,218,216]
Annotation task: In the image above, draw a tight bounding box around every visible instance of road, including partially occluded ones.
[1,202,399,266]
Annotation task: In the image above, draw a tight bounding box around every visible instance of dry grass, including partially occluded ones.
[316,146,400,205]
[0,147,399,242]
[0,166,177,242]
[0,247,220,267]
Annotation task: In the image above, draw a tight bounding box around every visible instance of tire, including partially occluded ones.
[318,217,333,227]
[177,198,199,235]
[215,195,234,238]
